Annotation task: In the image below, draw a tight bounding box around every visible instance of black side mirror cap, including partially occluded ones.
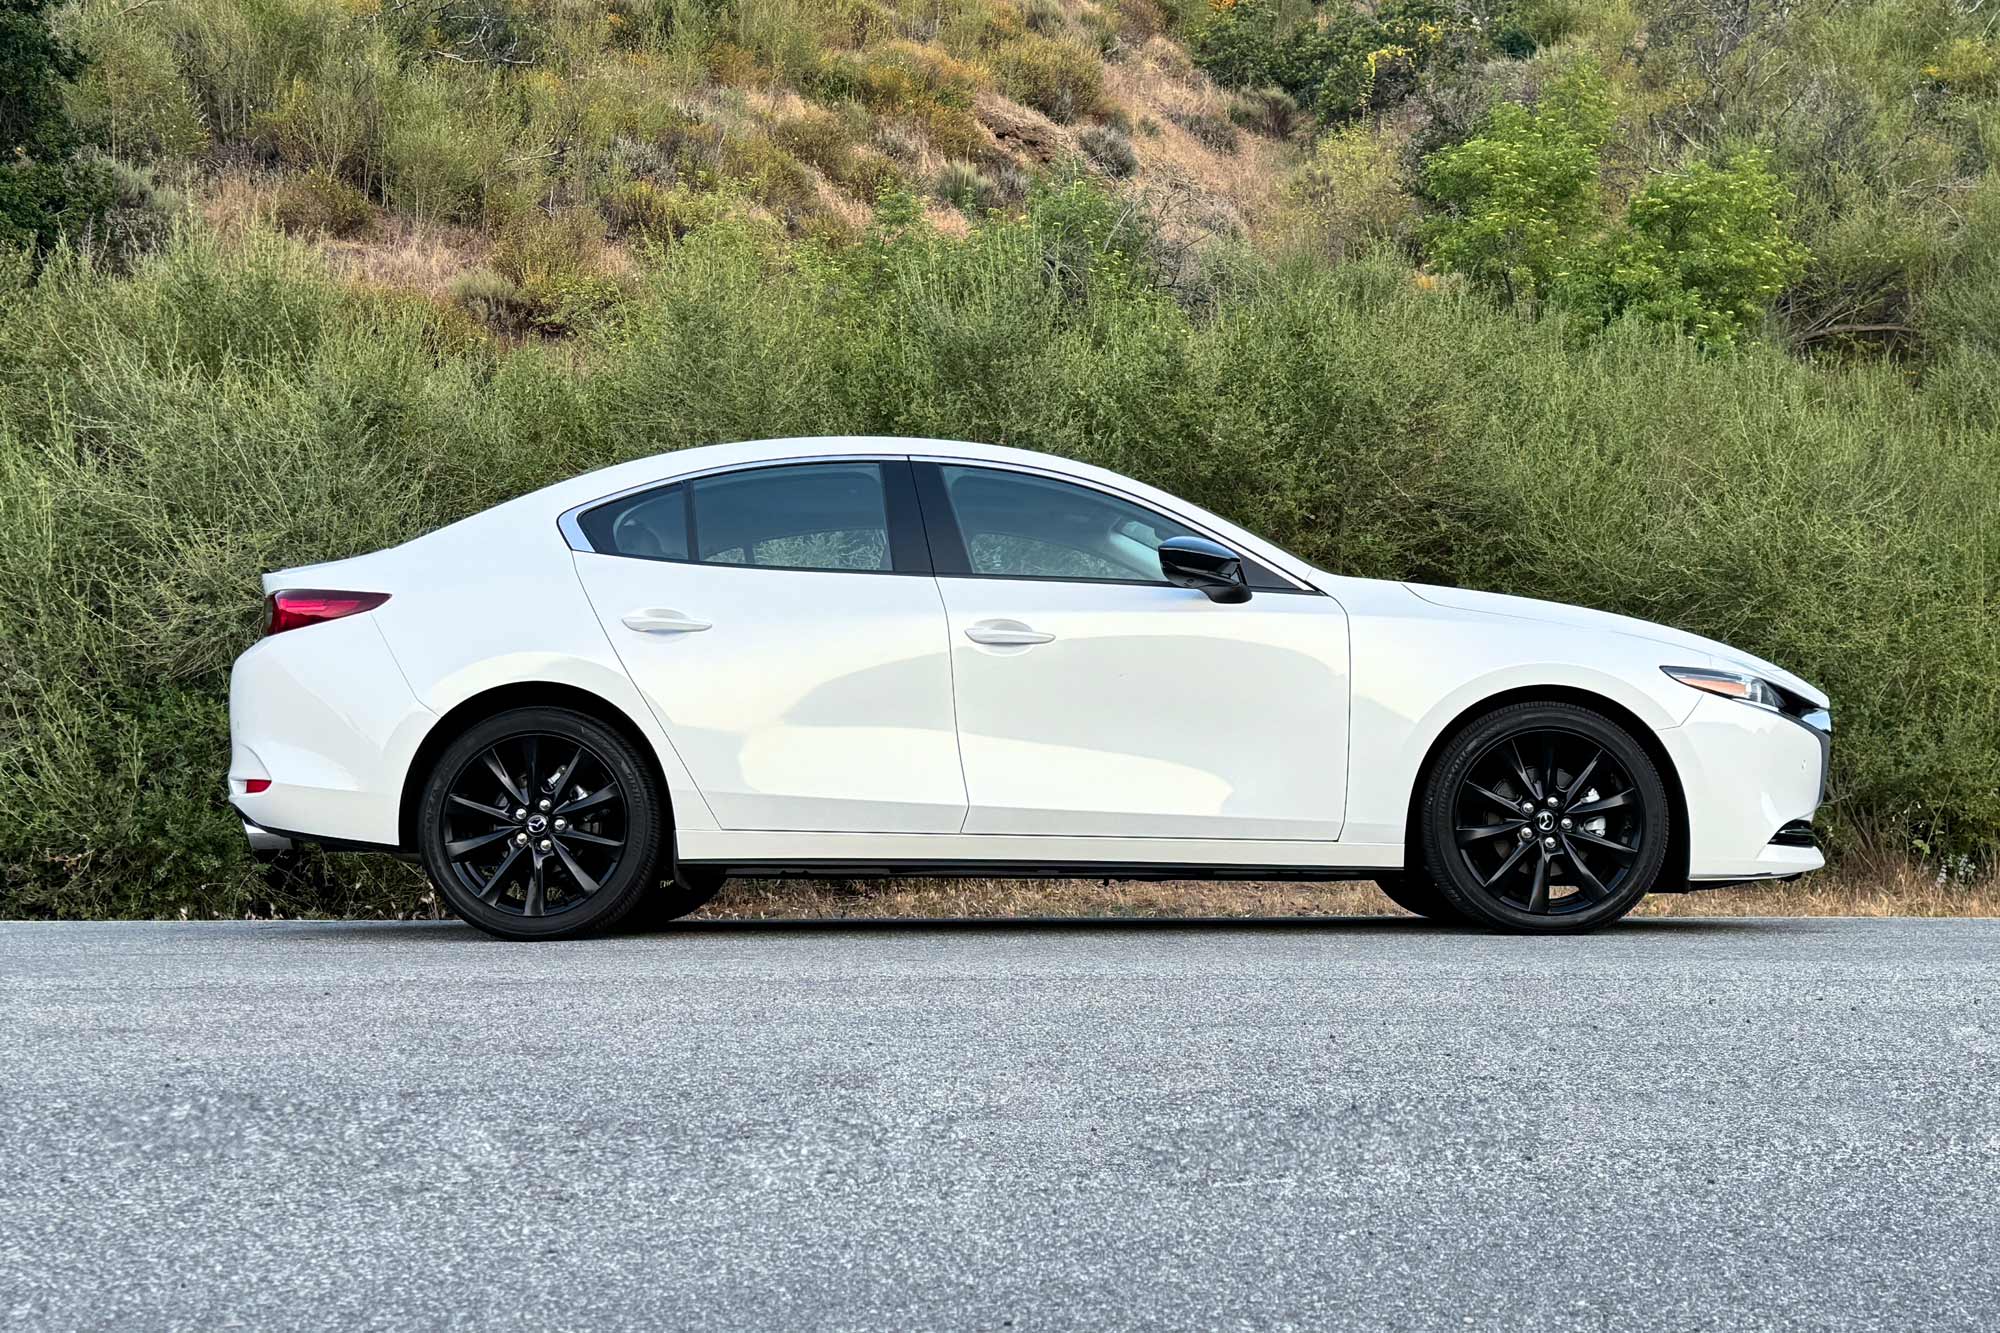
[1159,535,1252,604]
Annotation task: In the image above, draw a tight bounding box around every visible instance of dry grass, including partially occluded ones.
[691,859,2000,922]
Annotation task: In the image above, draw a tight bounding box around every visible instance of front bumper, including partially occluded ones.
[1659,692,1830,882]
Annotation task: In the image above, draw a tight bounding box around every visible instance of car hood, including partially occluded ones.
[1402,583,1828,708]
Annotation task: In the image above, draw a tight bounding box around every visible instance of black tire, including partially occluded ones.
[1373,869,1468,923]
[1419,701,1670,934]
[417,706,666,941]
[623,864,728,930]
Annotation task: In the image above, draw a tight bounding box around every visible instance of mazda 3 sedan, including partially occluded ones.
[229,436,1830,938]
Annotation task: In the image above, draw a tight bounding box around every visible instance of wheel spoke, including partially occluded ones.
[1506,741,1543,801]
[1466,782,1524,816]
[522,734,541,796]
[445,827,516,860]
[1568,788,1636,817]
[522,857,546,917]
[555,827,623,849]
[481,750,528,807]
[1561,835,1611,900]
[1524,851,1550,913]
[1457,821,1525,845]
[547,746,584,799]
[1481,836,1535,888]
[1563,749,1603,803]
[1567,828,1638,861]
[450,794,512,822]
[1538,735,1556,803]
[478,843,523,901]
[552,841,601,896]
[556,784,618,817]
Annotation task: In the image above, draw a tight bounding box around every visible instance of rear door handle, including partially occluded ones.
[622,608,712,634]
[965,619,1054,646]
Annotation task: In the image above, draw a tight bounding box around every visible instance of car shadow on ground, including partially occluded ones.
[273,913,1785,942]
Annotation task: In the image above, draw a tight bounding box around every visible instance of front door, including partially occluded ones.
[572,459,966,833]
[915,462,1350,841]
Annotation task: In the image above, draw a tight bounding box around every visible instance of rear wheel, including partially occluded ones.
[1420,702,1669,933]
[417,707,665,940]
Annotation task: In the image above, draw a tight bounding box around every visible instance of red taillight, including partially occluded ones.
[265,589,390,637]
[243,778,272,794]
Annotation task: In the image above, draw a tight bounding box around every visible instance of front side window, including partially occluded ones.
[935,465,1200,583]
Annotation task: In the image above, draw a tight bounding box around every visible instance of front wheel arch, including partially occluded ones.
[1401,686,1689,894]
[397,682,673,852]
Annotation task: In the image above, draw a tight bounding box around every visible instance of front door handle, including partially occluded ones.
[623,608,712,634]
[965,619,1054,646]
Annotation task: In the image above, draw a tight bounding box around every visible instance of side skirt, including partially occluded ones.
[678,859,1385,883]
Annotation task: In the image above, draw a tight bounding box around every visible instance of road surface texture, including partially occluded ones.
[2,916,1995,1331]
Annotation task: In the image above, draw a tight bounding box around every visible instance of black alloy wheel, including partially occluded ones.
[418,707,665,940]
[1420,701,1670,933]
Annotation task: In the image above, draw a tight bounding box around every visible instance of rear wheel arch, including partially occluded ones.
[1402,685,1690,893]
[398,682,673,851]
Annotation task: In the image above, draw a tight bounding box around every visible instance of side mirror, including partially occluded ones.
[1159,535,1251,604]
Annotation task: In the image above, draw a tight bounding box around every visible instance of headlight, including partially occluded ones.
[1662,665,1785,711]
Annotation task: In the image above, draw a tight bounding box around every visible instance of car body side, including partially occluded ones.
[229,436,1826,884]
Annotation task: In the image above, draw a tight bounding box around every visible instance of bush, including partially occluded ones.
[272,169,377,239]
[1,0,114,253]
[1578,153,1808,349]
[990,32,1105,123]
[1288,124,1417,256]
[1077,123,1138,177]
[2,197,1997,918]
[933,160,1001,213]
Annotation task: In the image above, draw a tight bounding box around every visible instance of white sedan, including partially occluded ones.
[229,437,1830,939]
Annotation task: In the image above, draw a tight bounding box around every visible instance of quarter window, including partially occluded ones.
[578,484,688,561]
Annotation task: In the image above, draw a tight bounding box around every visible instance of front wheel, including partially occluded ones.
[417,707,667,940]
[1419,702,1670,933]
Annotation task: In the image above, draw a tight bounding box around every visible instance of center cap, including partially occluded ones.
[1535,810,1556,832]
[526,814,548,835]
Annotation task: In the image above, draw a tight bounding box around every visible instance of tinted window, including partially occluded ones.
[936,466,1201,583]
[580,484,689,561]
[691,463,890,572]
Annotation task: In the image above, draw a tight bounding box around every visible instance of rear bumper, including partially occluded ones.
[228,615,434,847]
[240,819,294,856]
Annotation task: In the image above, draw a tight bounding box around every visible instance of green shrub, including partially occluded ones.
[1077,123,1138,177]
[1578,153,1808,349]
[272,168,378,240]
[1,0,114,253]
[1,189,1996,918]
[63,11,210,163]
[933,160,1001,213]
[990,32,1105,123]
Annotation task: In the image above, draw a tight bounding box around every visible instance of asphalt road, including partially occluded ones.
[2,917,1995,1331]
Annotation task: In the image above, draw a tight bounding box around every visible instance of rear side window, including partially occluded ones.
[577,462,896,573]
[689,463,890,572]
[578,484,688,561]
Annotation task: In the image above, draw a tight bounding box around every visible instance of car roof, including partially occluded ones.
[530,436,1321,589]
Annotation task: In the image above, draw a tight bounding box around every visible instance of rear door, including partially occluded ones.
[570,459,967,834]
[915,461,1349,841]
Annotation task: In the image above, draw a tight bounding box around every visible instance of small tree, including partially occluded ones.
[1421,62,1615,302]
[0,0,108,253]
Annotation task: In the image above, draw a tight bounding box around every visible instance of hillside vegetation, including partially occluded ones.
[1,0,1997,916]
